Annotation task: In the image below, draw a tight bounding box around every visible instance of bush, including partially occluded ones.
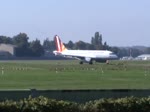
[0,96,150,112]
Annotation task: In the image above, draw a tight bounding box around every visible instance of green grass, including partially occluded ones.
[0,60,150,89]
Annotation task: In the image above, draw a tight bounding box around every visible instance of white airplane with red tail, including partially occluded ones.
[53,35,118,64]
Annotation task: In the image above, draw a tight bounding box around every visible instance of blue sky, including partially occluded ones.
[0,0,150,46]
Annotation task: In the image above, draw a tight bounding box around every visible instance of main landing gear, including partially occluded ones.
[89,61,93,64]
[79,61,83,64]
[79,61,93,65]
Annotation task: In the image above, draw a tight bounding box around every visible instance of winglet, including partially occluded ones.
[54,35,67,52]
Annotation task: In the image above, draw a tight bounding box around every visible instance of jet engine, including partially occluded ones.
[85,57,91,62]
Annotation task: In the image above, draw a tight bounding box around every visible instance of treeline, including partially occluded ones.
[0,33,44,57]
[0,32,150,57]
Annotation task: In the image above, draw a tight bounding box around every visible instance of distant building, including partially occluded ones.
[0,44,16,57]
[121,56,134,60]
[135,54,150,60]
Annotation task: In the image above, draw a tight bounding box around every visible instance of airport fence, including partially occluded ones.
[0,89,150,103]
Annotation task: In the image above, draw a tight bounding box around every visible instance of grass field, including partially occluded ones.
[0,60,150,89]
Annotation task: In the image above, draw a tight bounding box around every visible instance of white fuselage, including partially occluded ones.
[63,50,113,58]
[54,50,118,61]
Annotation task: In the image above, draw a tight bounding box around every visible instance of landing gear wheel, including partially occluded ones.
[89,61,93,65]
[80,61,83,64]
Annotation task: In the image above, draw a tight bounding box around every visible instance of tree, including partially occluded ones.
[103,41,110,50]
[91,37,95,46]
[13,33,29,47]
[95,32,102,46]
[0,36,13,44]
[43,38,55,51]
[66,40,74,49]
[130,48,142,57]
[86,43,95,50]
[145,47,150,54]
[13,33,30,57]
[110,47,120,56]
[91,32,103,50]
[30,39,44,57]
[74,41,87,50]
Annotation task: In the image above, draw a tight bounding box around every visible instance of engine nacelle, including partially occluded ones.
[85,57,91,62]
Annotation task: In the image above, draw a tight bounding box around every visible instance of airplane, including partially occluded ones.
[53,35,118,64]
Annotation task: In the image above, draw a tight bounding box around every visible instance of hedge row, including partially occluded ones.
[0,96,150,112]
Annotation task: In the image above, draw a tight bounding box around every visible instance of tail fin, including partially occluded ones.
[54,35,67,52]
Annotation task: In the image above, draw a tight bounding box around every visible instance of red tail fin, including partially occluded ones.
[54,35,67,52]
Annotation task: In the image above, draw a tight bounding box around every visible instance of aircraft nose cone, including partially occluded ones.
[114,55,118,59]
[110,54,118,59]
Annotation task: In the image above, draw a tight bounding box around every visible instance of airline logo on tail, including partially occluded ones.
[54,35,67,52]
